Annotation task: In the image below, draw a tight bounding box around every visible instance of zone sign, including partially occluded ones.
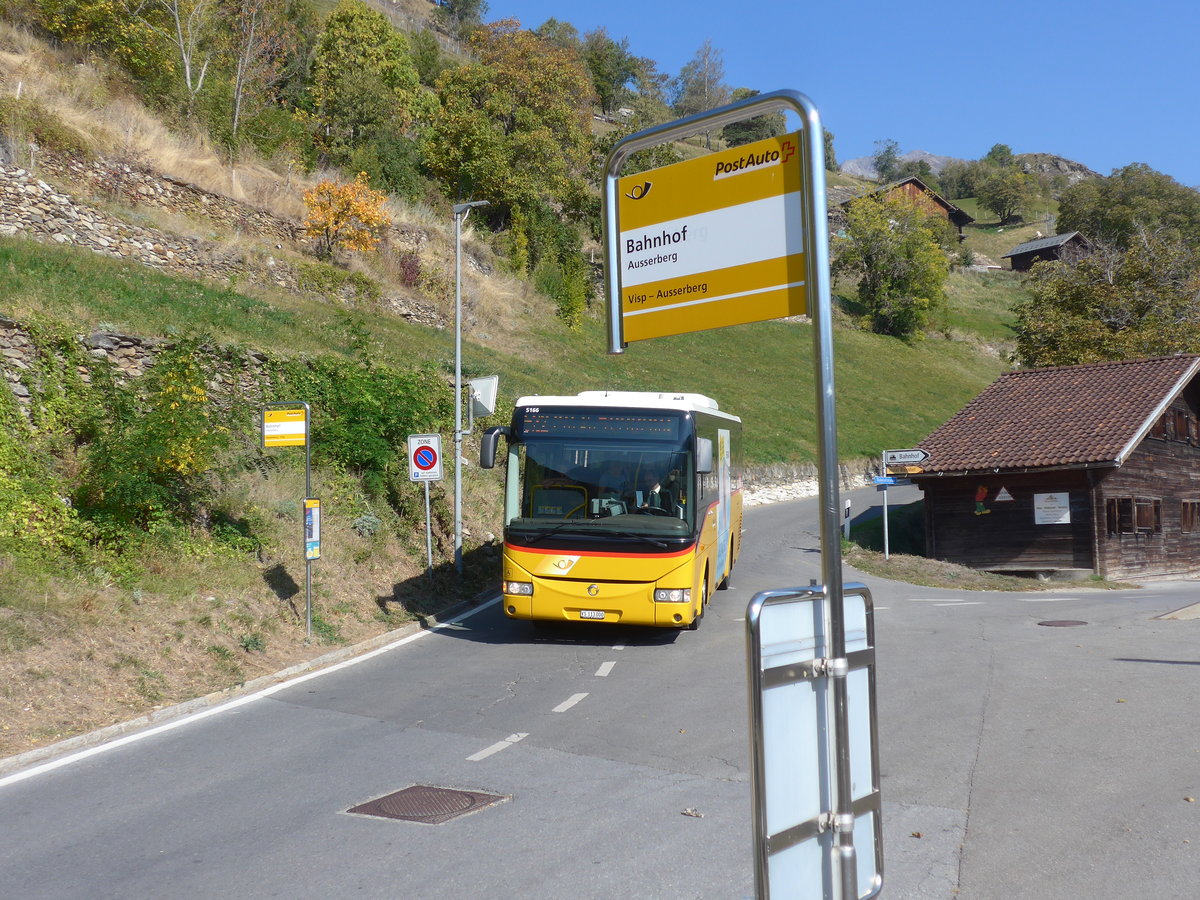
[408,434,444,482]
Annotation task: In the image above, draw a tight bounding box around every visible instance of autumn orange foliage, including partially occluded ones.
[302,172,391,257]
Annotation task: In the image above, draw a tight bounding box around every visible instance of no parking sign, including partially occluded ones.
[408,434,444,482]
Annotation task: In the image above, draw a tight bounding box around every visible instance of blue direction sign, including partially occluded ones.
[874,476,911,487]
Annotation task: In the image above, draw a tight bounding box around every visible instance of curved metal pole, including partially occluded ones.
[603,91,856,898]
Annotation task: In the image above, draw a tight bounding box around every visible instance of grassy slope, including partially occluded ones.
[0,236,1008,467]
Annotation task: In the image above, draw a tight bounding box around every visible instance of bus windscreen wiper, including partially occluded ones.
[522,521,668,549]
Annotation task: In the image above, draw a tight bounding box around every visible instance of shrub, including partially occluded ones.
[0,95,91,161]
[77,339,230,534]
[302,172,391,258]
[268,355,452,504]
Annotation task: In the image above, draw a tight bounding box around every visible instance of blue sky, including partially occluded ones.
[489,1,1200,187]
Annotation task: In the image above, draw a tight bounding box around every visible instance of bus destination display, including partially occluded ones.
[518,409,682,441]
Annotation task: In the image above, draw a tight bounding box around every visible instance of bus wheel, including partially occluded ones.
[688,575,709,630]
[717,568,732,590]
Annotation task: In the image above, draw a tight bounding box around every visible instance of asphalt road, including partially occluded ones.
[1,483,1197,899]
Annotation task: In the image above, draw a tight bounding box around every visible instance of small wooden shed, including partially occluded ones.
[1002,231,1093,271]
[910,355,1200,580]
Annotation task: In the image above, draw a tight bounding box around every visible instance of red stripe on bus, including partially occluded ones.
[506,542,696,560]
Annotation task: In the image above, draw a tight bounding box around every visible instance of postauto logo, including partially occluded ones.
[713,139,795,180]
[625,181,652,201]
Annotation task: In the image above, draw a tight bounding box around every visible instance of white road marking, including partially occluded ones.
[595,661,616,677]
[612,644,626,651]
[1020,597,1067,602]
[553,693,589,713]
[935,602,983,607]
[467,732,528,762]
[0,595,504,790]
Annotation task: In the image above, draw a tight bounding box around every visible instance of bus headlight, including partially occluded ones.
[504,581,534,596]
[654,588,691,603]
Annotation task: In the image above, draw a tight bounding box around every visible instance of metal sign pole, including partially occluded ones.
[883,485,890,561]
[424,481,434,583]
[882,454,891,562]
[262,401,313,641]
[305,417,312,639]
[601,90,877,899]
[453,200,489,578]
[800,107,859,900]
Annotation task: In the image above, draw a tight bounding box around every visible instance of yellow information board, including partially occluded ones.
[262,407,307,448]
[616,131,807,343]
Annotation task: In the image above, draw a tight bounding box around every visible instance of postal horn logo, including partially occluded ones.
[625,182,652,201]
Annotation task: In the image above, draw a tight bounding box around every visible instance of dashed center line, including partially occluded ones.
[467,732,528,762]
[595,661,616,677]
[553,692,589,713]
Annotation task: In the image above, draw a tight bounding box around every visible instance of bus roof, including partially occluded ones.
[514,391,740,421]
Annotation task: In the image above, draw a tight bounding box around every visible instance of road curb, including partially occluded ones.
[0,592,498,780]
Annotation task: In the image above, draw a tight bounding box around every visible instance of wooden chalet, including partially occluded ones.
[835,176,975,239]
[909,355,1200,580]
[1002,231,1093,271]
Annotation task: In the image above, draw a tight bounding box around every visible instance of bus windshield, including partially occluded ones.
[505,436,694,540]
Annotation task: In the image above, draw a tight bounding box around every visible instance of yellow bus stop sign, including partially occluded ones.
[262,407,307,448]
[616,131,808,343]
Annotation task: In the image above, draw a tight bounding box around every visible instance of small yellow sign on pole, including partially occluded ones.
[615,131,807,343]
[262,407,307,447]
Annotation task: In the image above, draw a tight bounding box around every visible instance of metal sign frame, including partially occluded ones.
[603,91,870,898]
[746,584,883,899]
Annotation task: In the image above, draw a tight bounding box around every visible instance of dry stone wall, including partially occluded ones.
[0,315,272,420]
[0,157,447,327]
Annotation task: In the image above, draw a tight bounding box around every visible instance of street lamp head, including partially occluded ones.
[453,199,490,216]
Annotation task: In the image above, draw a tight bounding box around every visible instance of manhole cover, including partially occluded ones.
[1038,620,1088,627]
[347,785,506,825]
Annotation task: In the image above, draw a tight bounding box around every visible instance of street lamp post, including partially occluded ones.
[453,199,489,576]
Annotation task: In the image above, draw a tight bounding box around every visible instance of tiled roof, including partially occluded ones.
[1001,231,1086,258]
[916,355,1200,474]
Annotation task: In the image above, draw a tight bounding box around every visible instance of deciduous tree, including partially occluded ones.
[126,0,217,116]
[1013,231,1200,367]
[672,39,728,147]
[217,0,298,142]
[582,28,639,115]
[720,88,784,148]
[434,0,487,40]
[303,172,391,258]
[977,168,1034,224]
[832,194,950,338]
[426,19,594,217]
[309,0,424,162]
[1057,163,1200,248]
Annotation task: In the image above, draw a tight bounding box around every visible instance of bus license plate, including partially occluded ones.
[579,609,605,620]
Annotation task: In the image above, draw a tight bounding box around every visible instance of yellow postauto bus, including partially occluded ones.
[479,391,743,629]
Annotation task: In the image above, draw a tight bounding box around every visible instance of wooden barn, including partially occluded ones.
[909,355,1200,580]
[834,176,975,239]
[1002,231,1093,271]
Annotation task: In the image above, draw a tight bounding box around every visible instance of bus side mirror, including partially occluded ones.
[479,426,508,469]
[696,437,713,474]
